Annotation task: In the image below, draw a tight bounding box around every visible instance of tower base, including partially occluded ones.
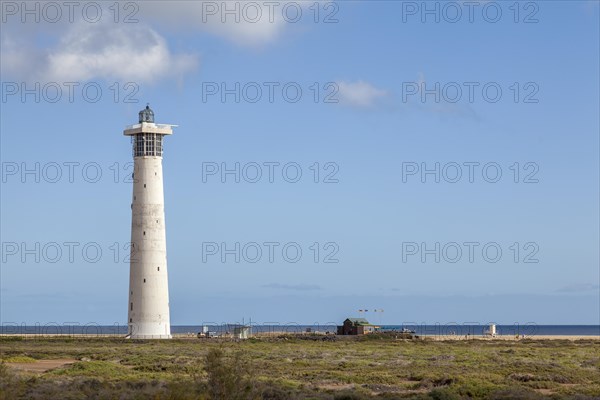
[126,334,172,340]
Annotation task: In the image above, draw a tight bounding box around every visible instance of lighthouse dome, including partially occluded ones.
[139,104,155,123]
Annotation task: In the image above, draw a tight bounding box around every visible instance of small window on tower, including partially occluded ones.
[130,318,132,323]
[144,279,146,283]
[144,184,146,188]
[130,302,133,311]
[157,267,160,271]
[143,231,146,236]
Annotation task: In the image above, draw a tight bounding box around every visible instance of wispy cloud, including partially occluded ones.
[557,283,600,293]
[262,283,322,291]
[336,80,388,108]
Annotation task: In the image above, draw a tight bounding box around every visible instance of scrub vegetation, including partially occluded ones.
[1,335,598,399]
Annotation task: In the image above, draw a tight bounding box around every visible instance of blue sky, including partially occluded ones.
[1,1,599,326]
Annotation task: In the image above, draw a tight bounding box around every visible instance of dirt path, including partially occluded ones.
[7,359,77,373]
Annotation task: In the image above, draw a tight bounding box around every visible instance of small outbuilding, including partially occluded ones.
[337,318,380,335]
[232,325,251,339]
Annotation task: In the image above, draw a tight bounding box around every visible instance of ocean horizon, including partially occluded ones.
[2,324,599,337]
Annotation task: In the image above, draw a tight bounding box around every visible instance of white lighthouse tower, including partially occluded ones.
[124,105,175,339]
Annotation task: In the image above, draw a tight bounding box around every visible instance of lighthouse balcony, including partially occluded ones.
[123,122,175,135]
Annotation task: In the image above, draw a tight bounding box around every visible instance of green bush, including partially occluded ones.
[428,388,462,400]
[489,387,544,400]
[1,356,37,363]
[333,393,366,400]
[204,348,260,400]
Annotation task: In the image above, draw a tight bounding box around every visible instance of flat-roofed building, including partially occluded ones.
[337,318,380,335]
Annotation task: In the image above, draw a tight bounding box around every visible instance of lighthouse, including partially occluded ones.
[124,105,175,339]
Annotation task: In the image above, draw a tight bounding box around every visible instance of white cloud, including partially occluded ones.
[1,23,198,84]
[46,23,197,83]
[0,0,310,83]
[336,80,388,108]
[0,1,325,83]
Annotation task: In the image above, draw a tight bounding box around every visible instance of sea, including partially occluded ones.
[1,324,599,337]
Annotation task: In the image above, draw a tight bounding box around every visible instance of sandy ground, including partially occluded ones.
[6,359,77,373]
[425,335,599,341]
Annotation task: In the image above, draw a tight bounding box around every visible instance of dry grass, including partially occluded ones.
[0,335,598,399]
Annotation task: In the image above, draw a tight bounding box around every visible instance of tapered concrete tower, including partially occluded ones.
[124,105,175,339]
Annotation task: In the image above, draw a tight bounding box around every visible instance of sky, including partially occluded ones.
[1,0,599,326]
